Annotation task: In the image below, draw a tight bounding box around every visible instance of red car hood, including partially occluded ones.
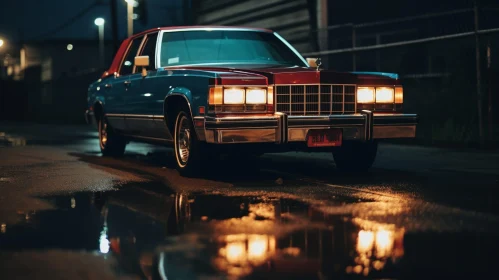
[168,65,400,86]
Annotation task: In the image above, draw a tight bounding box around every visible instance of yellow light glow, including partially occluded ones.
[357,230,375,253]
[375,87,395,103]
[245,88,266,104]
[248,235,268,262]
[0,39,4,48]
[209,86,223,105]
[226,242,246,263]
[224,88,245,104]
[375,230,394,258]
[267,86,274,104]
[395,87,403,104]
[357,87,375,103]
[269,236,276,253]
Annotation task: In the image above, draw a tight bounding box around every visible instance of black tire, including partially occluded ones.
[173,110,205,177]
[332,140,378,172]
[99,116,126,157]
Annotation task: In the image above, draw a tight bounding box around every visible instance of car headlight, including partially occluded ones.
[375,87,395,103]
[245,88,266,104]
[223,88,245,104]
[357,87,375,103]
[209,86,274,113]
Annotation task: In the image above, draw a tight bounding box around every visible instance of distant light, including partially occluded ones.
[0,39,4,48]
[94,17,105,26]
[125,0,139,7]
[67,44,73,51]
[132,13,138,20]
[99,226,110,254]
[143,93,152,97]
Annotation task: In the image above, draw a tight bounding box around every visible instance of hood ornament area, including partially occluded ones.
[315,58,322,71]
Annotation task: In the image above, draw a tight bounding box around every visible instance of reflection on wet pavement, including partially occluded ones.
[0,132,27,147]
[0,131,98,147]
[0,182,497,279]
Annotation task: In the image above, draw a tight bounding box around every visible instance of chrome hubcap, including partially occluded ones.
[177,116,191,164]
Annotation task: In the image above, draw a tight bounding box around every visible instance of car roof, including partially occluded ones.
[131,25,273,38]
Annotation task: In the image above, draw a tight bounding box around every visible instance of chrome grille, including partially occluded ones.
[275,84,356,115]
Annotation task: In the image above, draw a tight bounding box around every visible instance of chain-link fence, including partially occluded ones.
[302,6,499,146]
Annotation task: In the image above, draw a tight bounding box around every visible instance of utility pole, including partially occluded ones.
[126,0,133,37]
[487,43,493,142]
[474,0,484,147]
[110,0,119,53]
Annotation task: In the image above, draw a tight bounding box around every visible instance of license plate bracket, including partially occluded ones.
[307,129,342,147]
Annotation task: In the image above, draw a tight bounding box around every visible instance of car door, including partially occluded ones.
[125,32,171,140]
[107,35,145,134]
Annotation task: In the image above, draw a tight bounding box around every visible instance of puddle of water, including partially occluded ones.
[0,184,498,279]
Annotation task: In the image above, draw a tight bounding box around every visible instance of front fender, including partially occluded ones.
[164,87,194,120]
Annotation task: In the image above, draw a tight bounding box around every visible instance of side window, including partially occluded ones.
[138,32,159,71]
[119,36,144,75]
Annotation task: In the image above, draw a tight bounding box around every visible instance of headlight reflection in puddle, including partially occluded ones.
[216,234,277,276]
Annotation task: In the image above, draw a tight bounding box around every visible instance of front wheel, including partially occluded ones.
[332,141,378,172]
[173,110,206,177]
[99,116,126,157]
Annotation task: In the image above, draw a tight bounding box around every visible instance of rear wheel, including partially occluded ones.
[99,116,126,157]
[332,141,378,172]
[173,110,206,177]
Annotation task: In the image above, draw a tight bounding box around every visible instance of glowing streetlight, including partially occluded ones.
[94,18,105,67]
[94,17,105,26]
[0,39,4,48]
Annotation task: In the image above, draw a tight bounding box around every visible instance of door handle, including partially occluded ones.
[124,81,132,86]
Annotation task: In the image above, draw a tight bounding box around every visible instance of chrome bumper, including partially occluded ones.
[197,110,418,144]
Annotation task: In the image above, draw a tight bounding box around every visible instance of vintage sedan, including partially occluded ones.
[85,26,418,176]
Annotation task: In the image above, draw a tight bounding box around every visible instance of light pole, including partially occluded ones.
[0,38,5,78]
[94,18,105,67]
[125,0,134,37]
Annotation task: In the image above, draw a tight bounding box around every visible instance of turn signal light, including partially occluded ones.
[209,87,223,105]
[395,87,403,104]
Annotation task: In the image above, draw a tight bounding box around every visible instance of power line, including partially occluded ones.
[302,27,499,56]
[30,1,100,41]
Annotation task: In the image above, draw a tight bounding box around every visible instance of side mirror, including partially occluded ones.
[306,57,322,69]
[135,55,149,77]
[306,57,318,68]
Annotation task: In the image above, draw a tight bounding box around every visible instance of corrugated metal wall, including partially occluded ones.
[191,0,319,53]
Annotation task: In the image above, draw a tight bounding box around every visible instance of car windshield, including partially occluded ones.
[159,30,308,67]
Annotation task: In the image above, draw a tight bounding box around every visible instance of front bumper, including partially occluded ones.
[196,110,418,144]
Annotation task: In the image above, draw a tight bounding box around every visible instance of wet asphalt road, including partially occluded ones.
[1,122,499,280]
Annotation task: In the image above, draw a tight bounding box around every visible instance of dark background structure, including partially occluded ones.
[0,0,498,147]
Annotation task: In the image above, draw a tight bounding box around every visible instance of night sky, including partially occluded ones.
[0,0,496,47]
[0,0,183,45]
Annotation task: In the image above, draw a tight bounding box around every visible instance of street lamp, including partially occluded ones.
[124,0,137,37]
[94,18,105,67]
